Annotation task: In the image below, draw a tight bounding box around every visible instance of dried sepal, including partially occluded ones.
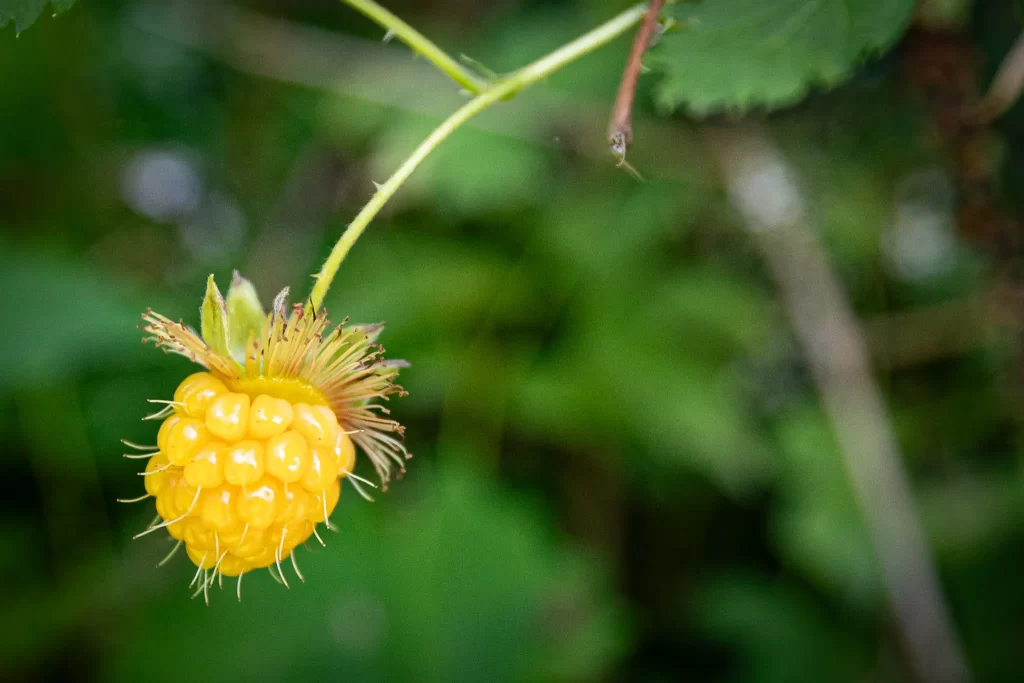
[142,309,241,379]
[346,322,387,343]
[271,287,290,320]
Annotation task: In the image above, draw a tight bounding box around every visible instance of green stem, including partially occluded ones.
[310,2,648,312]
[341,0,488,94]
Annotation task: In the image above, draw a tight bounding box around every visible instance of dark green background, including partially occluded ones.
[1,1,1022,681]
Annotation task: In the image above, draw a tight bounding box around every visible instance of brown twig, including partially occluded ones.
[608,0,665,169]
[709,125,971,683]
[967,28,1024,124]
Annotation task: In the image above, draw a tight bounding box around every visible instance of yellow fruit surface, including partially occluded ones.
[147,372,353,576]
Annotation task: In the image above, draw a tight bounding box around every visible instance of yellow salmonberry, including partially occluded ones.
[308,478,341,524]
[141,375,348,592]
[275,482,312,526]
[143,452,171,497]
[167,518,187,542]
[248,395,293,439]
[174,372,228,418]
[184,517,216,551]
[236,477,283,529]
[335,430,356,475]
[186,545,217,569]
[206,392,250,441]
[217,554,249,578]
[156,414,180,453]
[165,418,210,467]
[265,430,309,483]
[136,375,344,591]
[292,403,338,446]
[130,274,409,602]
[172,477,200,515]
[301,446,340,492]
[228,526,266,559]
[199,485,241,534]
[223,440,265,486]
[183,443,225,489]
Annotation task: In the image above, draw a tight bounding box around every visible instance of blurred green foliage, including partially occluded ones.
[1,1,1023,682]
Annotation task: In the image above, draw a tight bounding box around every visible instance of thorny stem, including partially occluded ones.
[608,0,666,165]
[341,0,487,94]
[308,2,648,312]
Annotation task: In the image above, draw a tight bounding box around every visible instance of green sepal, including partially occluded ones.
[226,271,266,361]
[200,274,230,358]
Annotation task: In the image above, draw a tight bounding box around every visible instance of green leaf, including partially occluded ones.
[651,0,916,115]
[695,575,869,683]
[224,271,265,361]
[0,0,75,34]
[200,274,230,358]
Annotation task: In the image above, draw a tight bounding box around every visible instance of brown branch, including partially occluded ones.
[708,125,971,683]
[608,0,665,166]
[863,289,1011,369]
[967,28,1024,124]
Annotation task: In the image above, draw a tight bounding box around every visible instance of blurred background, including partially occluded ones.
[1,0,1023,681]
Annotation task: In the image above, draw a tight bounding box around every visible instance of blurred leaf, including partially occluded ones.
[513,362,622,445]
[108,464,626,683]
[469,5,630,97]
[327,235,538,338]
[536,178,706,276]
[370,117,551,215]
[918,470,1024,561]
[642,366,773,497]
[652,0,915,115]
[696,574,869,683]
[0,0,74,34]
[915,0,975,28]
[0,243,157,391]
[773,89,939,285]
[512,270,775,497]
[650,268,776,356]
[772,410,881,606]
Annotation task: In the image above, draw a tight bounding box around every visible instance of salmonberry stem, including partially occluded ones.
[309,2,649,313]
[341,0,488,94]
[608,0,665,164]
